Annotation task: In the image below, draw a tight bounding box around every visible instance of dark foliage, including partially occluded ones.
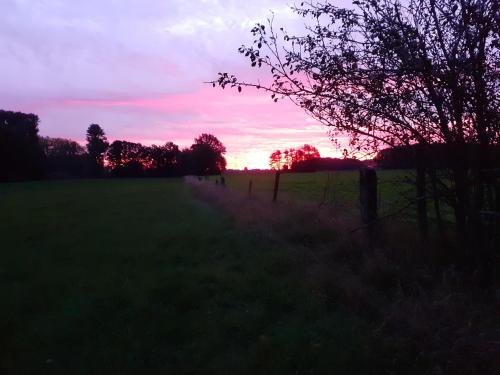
[292,157,366,172]
[105,135,226,178]
[270,144,321,170]
[0,110,228,181]
[145,142,182,177]
[0,110,43,181]
[40,137,86,178]
[86,124,109,177]
[107,140,147,177]
[188,133,227,175]
[376,144,500,169]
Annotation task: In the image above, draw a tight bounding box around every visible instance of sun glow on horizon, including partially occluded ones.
[225,144,347,170]
[226,150,270,170]
[3,0,354,170]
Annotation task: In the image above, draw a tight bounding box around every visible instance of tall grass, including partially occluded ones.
[188,176,498,375]
[220,170,456,224]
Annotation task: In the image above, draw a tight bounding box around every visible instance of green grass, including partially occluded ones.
[0,179,400,375]
[220,170,454,222]
[223,170,414,215]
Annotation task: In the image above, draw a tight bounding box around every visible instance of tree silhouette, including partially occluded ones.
[146,142,181,176]
[40,137,86,178]
[0,110,43,181]
[86,124,109,177]
[269,145,321,170]
[0,113,229,180]
[213,0,499,256]
[190,134,227,175]
[106,140,145,177]
[103,135,226,177]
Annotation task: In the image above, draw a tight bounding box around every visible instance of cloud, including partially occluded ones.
[0,0,345,168]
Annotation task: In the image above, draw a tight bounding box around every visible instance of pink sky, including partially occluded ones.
[0,0,348,169]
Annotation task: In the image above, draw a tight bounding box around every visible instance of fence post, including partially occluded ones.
[416,144,429,239]
[220,175,225,187]
[248,179,253,197]
[360,168,378,248]
[494,174,500,255]
[273,171,280,202]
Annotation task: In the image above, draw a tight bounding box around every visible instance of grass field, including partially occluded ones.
[0,179,408,375]
[219,170,453,223]
[224,170,411,209]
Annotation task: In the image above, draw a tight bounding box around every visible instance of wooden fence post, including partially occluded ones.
[494,173,500,255]
[273,171,280,202]
[360,168,378,248]
[416,144,429,239]
[248,179,253,197]
[220,175,225,187]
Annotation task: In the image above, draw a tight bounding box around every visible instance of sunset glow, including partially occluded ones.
[0,0,347,169]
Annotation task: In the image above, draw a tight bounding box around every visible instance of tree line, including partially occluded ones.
[376,143,500,169]
[269,144,366,172]
[269,144,321,170]
[0,110,227,181]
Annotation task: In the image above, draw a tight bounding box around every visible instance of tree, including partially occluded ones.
[86,124,109,177]
[301,144,320,161]
[269,145,321,170]
[41,137,85,158]
[269,149,283,170]
[146,142,181,176]
[0,110,43,181]
[290,144,321,168]
[213,0,499,257]
[106,140,145,177]
[194,134,227,155]
[282,149,291,170]
[40,137,86,178]
[190,134,227,175]
[293,157,365,172]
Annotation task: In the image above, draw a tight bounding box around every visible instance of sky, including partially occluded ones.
[1,0,348,169]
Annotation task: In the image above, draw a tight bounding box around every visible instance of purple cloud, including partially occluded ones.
[0,0,346,168]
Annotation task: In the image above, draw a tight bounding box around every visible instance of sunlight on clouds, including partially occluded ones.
[163,1,297,36]
[0,0,345,169]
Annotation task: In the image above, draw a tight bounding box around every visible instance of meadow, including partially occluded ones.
[189,173,495,375]
[0,178,411,375]
[220,170,451,223]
